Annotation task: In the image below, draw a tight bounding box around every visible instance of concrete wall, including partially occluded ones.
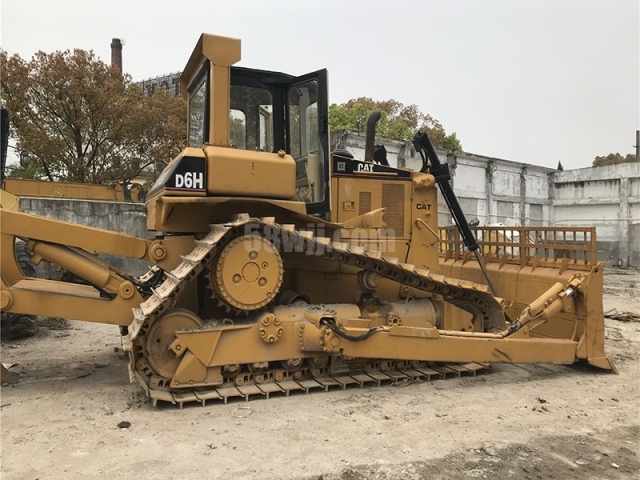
[551,162,640,267]
[19,198,151,277]
[450,154,553,226]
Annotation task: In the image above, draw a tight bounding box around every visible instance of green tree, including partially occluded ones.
[592,152,636,167]
[329,97,462,150]
[1,48,186,184]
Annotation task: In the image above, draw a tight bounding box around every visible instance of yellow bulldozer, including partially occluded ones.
[0,34,614,406]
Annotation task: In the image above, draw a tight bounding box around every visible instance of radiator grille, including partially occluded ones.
[382,183,405,236]
[359,192,372,215]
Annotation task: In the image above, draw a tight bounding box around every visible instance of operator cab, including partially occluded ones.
[182,34,330,216]
[231,67,329,215]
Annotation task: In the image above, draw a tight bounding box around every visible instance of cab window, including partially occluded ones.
[230,109,247,149]
[289,80,324,204]
[188,76,207,147]
[230,85,273,152]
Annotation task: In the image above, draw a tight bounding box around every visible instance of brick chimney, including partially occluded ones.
[111,38,122,72]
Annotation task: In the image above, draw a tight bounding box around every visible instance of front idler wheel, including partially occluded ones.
[145,309,203,379]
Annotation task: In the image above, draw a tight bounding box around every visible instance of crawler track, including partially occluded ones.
[123,215,505,407]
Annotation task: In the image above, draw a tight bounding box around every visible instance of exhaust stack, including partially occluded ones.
[364,111,381,162]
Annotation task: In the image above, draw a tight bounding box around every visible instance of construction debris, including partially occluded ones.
[604,309,640,322]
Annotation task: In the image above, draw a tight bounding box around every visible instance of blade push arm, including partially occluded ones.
[413,131,498,295]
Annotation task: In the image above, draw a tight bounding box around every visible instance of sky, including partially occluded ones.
[1,0,638,170]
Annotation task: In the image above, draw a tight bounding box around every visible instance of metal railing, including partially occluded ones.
[439,226,598,271]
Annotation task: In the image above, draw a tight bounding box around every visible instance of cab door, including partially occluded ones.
[228,66,330,216]
[286,70,330,216]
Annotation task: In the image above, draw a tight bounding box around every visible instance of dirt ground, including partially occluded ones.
[1,268,638,480]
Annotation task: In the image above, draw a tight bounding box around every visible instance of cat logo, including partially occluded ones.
[356,163,375,172]
[416,203,432,210]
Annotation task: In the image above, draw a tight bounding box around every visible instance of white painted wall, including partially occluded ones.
[552,162,640,266]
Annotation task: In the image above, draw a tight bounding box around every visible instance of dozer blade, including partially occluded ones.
[439,224,614,371]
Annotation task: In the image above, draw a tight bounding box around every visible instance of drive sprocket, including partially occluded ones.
[208,234,284,312]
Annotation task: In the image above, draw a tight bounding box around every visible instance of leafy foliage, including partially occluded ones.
[592,152,636,167]
[1,49,186,184]
[329,97,462,150]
